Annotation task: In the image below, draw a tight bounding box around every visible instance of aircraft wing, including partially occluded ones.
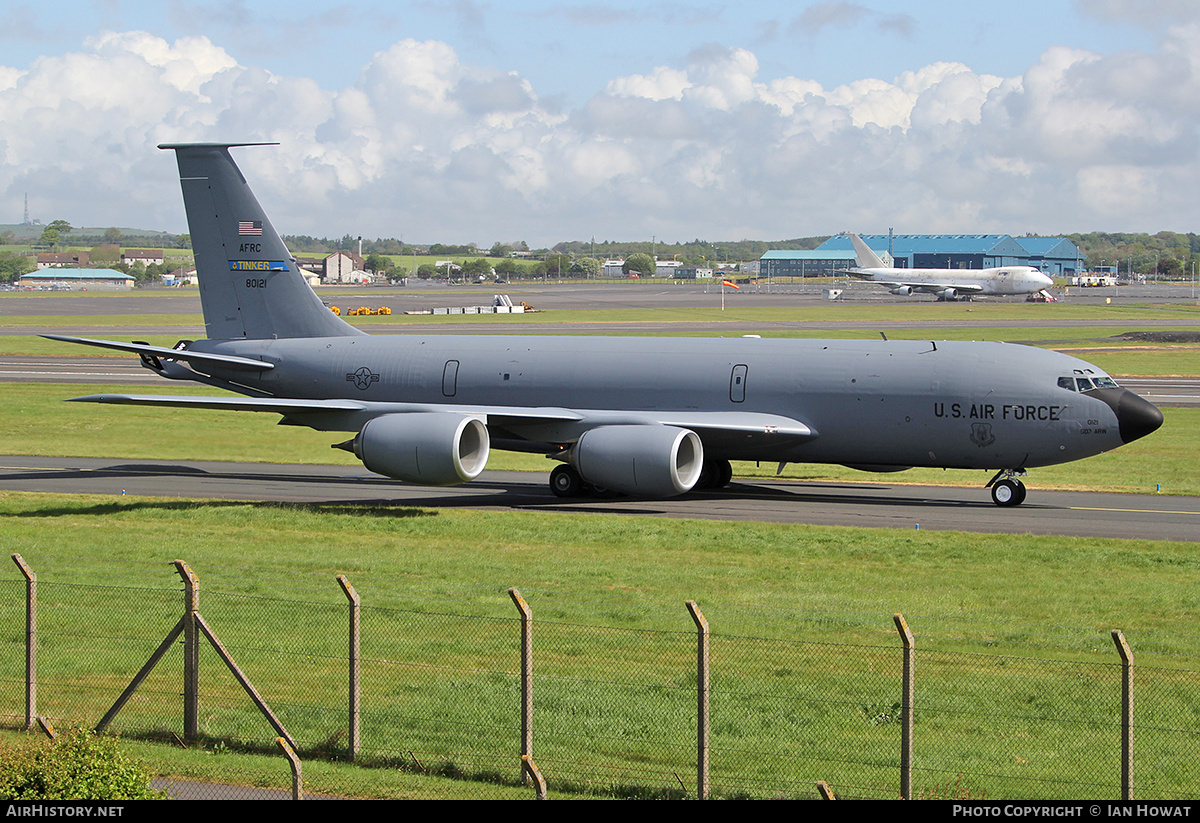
[42,335,274,372]
[65,393,815,447]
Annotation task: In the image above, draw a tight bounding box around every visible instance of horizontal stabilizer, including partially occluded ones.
[42,335,274,371]
[67,394,362,413]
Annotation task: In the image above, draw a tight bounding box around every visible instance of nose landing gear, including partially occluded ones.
[987,469,1027,507]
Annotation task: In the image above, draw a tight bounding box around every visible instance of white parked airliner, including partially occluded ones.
[847,233,1055,300]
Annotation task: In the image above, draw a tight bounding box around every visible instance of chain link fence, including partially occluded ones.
[2,554,1198,800]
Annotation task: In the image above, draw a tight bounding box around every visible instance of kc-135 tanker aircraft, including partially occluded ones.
[46,144,1162,507]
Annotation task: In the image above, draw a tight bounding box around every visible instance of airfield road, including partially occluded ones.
[5,281,1200,340]
[0,455,1196,541]
[5,279,1200,316]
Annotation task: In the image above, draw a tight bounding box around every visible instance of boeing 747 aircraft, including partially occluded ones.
[45,145,1161,506]
[847,232,1055,300]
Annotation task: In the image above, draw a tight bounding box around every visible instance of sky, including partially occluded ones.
[0,1,1195,247]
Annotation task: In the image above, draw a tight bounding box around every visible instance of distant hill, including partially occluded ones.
[0,224,188,248]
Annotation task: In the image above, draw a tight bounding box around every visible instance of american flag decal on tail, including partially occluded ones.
[238,220,262,236]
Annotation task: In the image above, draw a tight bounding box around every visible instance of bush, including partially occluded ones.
[0,728,166,800]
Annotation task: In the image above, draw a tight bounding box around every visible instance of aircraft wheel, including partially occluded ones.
[550,465,585,498]
[715,459,733,488]
[696,458,733,490]
[991,478,1026,507]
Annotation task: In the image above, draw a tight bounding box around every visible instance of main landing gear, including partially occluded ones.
[987,469,1027,507]
[550,464,586,498]
[695,458,733,490]
[548,458,734,498]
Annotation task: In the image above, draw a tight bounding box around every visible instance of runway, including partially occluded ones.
[0,455,1196,542]
[6,280,1200,314]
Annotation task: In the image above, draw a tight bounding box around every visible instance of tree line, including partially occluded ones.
[1065,231,1200,277]
[6,220,1200,282]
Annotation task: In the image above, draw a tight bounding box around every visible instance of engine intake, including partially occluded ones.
[574,425,703,498]
[347,413,490,485]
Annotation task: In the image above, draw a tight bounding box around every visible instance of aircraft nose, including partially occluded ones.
[1036,272,1054,289]
[1113,389,1164,444]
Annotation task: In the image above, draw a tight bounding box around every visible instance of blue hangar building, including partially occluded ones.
[760,234,1083,278]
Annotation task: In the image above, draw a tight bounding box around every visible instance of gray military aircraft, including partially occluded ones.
[45,143,1163,507]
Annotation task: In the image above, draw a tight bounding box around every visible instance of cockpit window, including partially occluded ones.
[1061,374,1119,391]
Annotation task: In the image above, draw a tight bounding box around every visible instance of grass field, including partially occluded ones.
[1,296,1198,798]
[1,494,1198,799]
[8,298,1199,377]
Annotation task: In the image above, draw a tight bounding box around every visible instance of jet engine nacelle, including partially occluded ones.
[574,425,703,498]
[890,286,913,296]
[937,288,959,300]
[351,413,490,485]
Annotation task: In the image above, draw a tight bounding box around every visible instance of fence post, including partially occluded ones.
[337,575,360,760]
[277,737,303,800]
[894,613,914,800]
[11,554,35,730]
[173,560,200,742]
[1112,629,1134,800]
[509,588,532,779]
[522,755,547,800]
[686,600,709,800]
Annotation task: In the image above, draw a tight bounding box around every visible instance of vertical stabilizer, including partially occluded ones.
[848,233,888,269]
[160,143,364,340]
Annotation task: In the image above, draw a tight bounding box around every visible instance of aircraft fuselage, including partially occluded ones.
[856,266,1053,295]
[195,334,1147,472]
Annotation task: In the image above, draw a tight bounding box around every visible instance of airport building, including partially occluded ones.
[1012,237,1085,276]
[760,249,864,279]
[761,234,1083,277]
[18,269,135,290]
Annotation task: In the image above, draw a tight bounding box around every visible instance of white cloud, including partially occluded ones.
[3,26,1200,243]
[606,66,691,101]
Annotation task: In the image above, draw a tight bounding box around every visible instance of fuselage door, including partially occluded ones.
[730,364,748,403]
[442,360,459,397]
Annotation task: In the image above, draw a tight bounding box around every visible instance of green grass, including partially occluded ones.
[0,314,205,329]
[11,298,1199,379]
[1,495,1198,799]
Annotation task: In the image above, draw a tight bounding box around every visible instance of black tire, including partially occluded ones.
[550,465,584,498]
[991,478,1025,507]
[715,459,733,489]
[696,458,733,490]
